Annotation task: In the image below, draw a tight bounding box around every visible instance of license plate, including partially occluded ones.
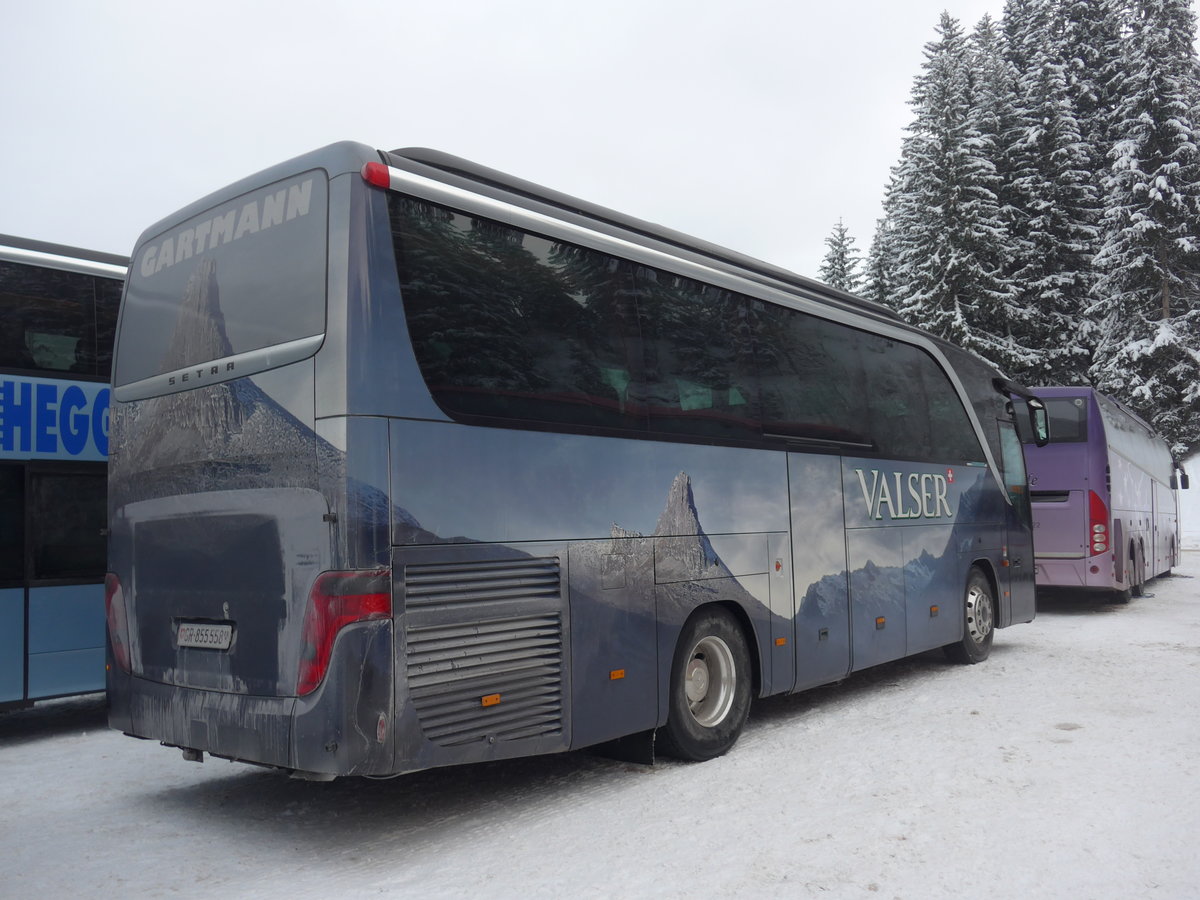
[177,622,233,650]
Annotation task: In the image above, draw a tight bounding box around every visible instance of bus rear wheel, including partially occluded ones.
[658,608,752,762]
[1131,543,1146,597]
[944,567,994,665]
[1120,543,1143,602]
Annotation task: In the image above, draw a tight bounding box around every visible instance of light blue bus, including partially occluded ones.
[0,234,125,709]
[106,144,1046,777]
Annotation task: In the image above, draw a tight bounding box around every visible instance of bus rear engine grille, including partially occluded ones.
[403,557,564,747]
[403,557,562,609]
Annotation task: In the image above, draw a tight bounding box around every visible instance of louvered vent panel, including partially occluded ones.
[404,557,564,747]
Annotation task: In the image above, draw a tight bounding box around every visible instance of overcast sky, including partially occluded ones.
[2,0,1007,280]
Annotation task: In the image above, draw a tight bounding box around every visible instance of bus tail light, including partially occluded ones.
[296,569,392,696]
[1088,490,1110,556]
[361,162,391,188]
[105,574,132,673]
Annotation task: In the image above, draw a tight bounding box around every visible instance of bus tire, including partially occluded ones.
[1132,543,1145,597]
[658,608,752,762]
[944,567,994,665]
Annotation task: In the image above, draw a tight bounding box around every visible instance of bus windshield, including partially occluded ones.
[1016,396,1087,443]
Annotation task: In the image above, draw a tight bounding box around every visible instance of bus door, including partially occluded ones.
[788,454,851,692]
[997,420,1036,624]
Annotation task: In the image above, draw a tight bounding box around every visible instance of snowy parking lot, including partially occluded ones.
[3,554,1199,899]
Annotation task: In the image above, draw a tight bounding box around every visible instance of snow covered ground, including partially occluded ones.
[3,556,1199,900]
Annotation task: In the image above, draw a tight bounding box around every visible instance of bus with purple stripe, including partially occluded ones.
[1019,386,1189,600]
[0,234,126,708]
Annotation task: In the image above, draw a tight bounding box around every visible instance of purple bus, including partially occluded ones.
[1020,387,1189,600]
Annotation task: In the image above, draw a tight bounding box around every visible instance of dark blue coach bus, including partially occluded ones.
[106,144,1046,777]
[1,234,125,708]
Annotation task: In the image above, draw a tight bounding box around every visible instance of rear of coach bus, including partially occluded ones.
[1021,387,1110,591]
[105,143,399,777]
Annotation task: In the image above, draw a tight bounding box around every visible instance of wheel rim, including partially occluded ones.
[683,635,736,728]
[965,584,993,645]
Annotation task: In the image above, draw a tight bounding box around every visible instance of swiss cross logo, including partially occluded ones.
[946,468,955,484]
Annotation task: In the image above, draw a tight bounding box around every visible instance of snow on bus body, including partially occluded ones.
[1020,386,1187,598]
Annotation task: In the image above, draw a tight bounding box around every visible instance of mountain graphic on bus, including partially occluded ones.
[109,257,419,542]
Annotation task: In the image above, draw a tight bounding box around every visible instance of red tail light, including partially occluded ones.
[296,569,391,696]
[105,573,131,673]
[361,162,391,188]
[1088,490,1110,556]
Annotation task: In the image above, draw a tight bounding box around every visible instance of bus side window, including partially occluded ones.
[633,270,760,440]
[997,420,1032,525]
[861,336,934,460]
[0,261,98,375]
[754,304,871,446]
[29,470,107,581]
[0,466,24,582]
[94,276,122,378]
[393,197,644,432]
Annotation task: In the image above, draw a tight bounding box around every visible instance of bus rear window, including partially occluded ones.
[114,171,328,389]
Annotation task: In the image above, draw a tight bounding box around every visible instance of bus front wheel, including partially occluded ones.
[944,567,994,665]
[658,608,752,762]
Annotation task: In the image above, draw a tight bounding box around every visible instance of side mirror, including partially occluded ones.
[1027,397,1050,447]
[1174,471,1191,490]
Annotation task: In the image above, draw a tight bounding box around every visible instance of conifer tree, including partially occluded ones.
[1091,0,1200,455]
[863,214,897,307]
[887,13,1027,374]
[818,219,863,292]
[1004,0,1100,384]
[1059,0,1127,177]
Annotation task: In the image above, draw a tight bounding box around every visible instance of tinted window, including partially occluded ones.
[94,277,121,377]
[937,344,1010,464]
[861,335,937,459]
[858,334,981,462]
[30,470,106,580]
[115,170,328,387]
[393,197,644,432]
[755,303,871,446]
[0,261,121,378]
[998,420,1031,525]
[0,466,23,582]
[634,270,760,441]
[1018,397,1087,444]
[917,350,985,461]
[391,194,982,462]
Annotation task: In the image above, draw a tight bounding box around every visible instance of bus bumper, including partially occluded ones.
[107,620,395,777]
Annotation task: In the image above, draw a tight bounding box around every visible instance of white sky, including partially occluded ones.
[0,0,1008,279]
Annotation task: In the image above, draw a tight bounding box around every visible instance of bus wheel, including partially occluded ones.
[658,608,752,762]
[944,567,994,665]
[1131,544,1145,597]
